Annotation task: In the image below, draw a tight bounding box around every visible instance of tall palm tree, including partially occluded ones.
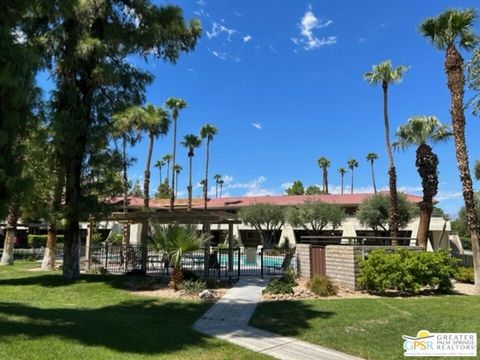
[162,154,173,184]
[214,174,222,198]
[135,104,170,208]
[338,168,347,195]
[317,157,331,193]
[366,153,379,193]
[112,108,141,213]
[173,164,182,199]
[200,124,218,211]
[165,97,187,211]
[393,116,452,249]
[420,8,480,288]
[364,60,409,239]
[154,160,165,187]
[181,134,202,210]
[347,159,359,194]
[218,179,225,198]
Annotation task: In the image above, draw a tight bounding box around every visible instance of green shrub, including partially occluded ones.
[307,276,337,296]
[455,267,474,284]
[27,234,64,248]
[180,279,206,294]
[263,273,298,295]
[358,249,457,294]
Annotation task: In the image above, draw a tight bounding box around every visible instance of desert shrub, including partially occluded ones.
[263,272,298,295]
[358,249,457,294]
[180,279,206,294]
[130,277,158,291]
[455,267,474,284]
[307,276,337,296]
[27,234,64,248]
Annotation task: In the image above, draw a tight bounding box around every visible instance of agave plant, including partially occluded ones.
[150,222,210,290]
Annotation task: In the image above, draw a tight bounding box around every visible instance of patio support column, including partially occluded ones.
[85,220,93,270]
[228,223,234,273]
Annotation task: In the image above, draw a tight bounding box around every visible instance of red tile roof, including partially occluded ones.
[200,192,423,210]
[108,192,423,210]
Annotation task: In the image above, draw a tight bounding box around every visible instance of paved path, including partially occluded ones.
[193,278,363,360]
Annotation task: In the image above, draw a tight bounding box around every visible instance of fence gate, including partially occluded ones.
[310,246,326,277]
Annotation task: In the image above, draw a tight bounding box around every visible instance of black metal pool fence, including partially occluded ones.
[78,245,296,278]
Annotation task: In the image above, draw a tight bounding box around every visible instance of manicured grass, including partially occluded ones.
[251,295,480,359]
[0,262,269,360]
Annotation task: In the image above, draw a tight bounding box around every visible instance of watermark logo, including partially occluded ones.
[403,330,477,357]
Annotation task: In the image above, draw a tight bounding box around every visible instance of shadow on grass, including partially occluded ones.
[0,299,215,355]
[250,300,335,337]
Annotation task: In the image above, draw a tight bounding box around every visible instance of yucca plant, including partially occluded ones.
[150,223,210,290]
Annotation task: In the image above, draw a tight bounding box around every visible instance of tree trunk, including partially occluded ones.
[383,81,399,239]
[187,154,193,211]
[341,174,344,195]
[415,144,438,249]
[144,133,154,208]
[220,183,223,198]
[170,118,178,212]
[351,169,354,194]
[41,224,57,270]
[324,168,329,194]
[445,44,480,290]
[122,135,128,213]
[204,139,210,212]
[0,200,20,265]
[370,161,377,193]
[175,171,179,198]
[166,160,170,185]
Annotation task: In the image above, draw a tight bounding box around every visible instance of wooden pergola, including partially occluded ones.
[85,209,242,276]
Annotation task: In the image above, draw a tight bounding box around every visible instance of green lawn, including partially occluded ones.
[251,295,480,359]
[0,262,269,360]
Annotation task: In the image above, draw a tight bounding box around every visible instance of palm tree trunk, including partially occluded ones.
[159,167,162,187]
[204,139,210,212]
[445,44,480,290]
[370,161,377,193]
[220,183,223,198]
[341,174,344,195]
[166,160,170,185]
[187,155,193,210]
[144,133,154,208]
[383,82,399,240]
[0,199,20,265]
[175,171,179,198]
[41,163,64,270]
[122,135,128,213]
[324,168,329,194]
[416,144,438,249]
[215,182,218,199]
[322,168,326,193]
[170,118,178,212]
[351,169,354,194]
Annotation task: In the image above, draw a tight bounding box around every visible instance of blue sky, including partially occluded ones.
[49,1,480,215]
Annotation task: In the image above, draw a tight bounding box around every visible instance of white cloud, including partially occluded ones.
[243,35,253,42]
[217,175,278,197]
[435,191,463,202]
[206,22,237,41]
[281,182,294,190]
[251,122,262,130]
[293,5,337,51]
[196,0,206,6]
[210,49,227,60]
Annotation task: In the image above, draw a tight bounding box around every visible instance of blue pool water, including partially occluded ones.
[218,255,283,267]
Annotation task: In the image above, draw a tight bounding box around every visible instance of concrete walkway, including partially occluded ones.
[193,278,362,360]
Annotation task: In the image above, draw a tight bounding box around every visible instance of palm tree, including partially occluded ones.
[135,104,170,208]
[112,108,141,213]
[420,8,480,289]
[366,153,379,193]
[218,179,225,198]
[317,157,331,193]
[165,98,187,211]
[154,160,165,187]
[364,60,409,239]
[181,134,202,210]
[173,164,182,199]
[200,124,218,211]
[338,168,347,195]
[393,116,452,249]
[150,223,210,290]
[347,159,359,194]
[162,154,173,184]
[214,174,222,198]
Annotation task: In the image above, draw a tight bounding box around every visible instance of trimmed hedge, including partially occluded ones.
[455,267,474,284]
[27,234,64,248]
[358,249,457,294]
